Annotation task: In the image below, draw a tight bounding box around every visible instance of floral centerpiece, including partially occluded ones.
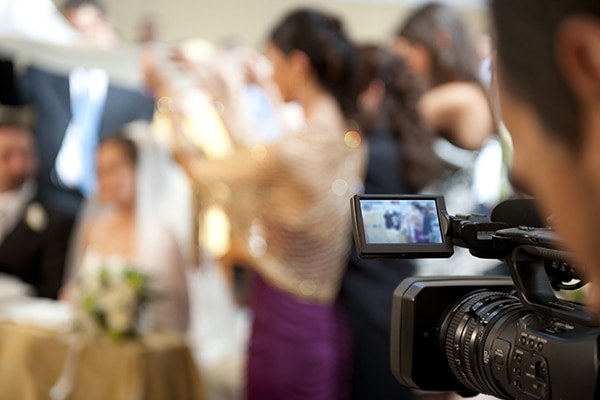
[72,258,153,340]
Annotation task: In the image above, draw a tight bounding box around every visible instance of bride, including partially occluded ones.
[61,126,191,334]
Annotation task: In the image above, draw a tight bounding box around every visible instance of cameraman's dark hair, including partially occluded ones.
[395,2,481,87]
[491,0,600,150]
[62,0,106,15]
[356,44,439,193]
[269,8,359,118]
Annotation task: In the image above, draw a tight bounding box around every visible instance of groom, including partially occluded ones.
[0,123,74,299]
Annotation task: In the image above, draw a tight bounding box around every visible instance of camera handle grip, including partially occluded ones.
[508,245,599,327]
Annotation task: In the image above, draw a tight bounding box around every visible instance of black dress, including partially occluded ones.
[340,127,416,400]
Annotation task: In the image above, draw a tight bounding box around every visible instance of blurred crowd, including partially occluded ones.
[0,1,513,400]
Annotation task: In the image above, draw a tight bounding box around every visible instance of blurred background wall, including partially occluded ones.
[51,0,489,47]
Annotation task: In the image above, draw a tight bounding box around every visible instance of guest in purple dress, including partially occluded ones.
[142,7,366,400]
[247,274,351,400]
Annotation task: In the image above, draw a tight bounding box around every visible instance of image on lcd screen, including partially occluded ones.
[359,199,443,244]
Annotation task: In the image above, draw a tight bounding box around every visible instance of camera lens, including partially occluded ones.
[440,289,531,398]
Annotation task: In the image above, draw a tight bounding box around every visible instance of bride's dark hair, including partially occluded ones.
[100,133,138,166]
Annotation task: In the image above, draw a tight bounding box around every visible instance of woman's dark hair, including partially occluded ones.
[269,8,359,118]
[356,44,439,193]
[100,133,138,166]
[395,2,481,87]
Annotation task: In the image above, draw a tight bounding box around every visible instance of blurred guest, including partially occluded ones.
[62,130,190,333]
[340,44,438,400]
[144,8,366,400]
[0,0,155,217]
[393,2,494,152]
[136,12,161,43]
[393,2,500,221]
[62,0,117,47]
[0,123,74,299]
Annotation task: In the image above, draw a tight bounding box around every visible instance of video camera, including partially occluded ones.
[350,194,600,400]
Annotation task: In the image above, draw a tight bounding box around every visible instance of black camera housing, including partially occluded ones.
[390,275,516,392]
[350,195,600,400]
[392,275,600,400]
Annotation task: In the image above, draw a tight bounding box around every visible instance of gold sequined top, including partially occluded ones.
[186,130,367,303]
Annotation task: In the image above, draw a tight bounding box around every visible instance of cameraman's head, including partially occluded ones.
[491,1,600,313]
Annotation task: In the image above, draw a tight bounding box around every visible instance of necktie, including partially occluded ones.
[55,68,108,196]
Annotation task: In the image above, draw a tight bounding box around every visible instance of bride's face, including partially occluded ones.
[96,140,136,207]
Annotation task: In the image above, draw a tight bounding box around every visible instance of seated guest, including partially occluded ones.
[0,122,74,299]
[62,130,190,333]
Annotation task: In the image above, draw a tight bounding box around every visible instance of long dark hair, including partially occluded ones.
[356,44,439,193]
[395,2,481,88]
[269,8,359,118]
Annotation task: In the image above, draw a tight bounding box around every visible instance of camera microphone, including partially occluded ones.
[490,198,547,228]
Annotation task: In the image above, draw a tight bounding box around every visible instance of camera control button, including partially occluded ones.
[528,339,535,348]
[536,361,547,380]
[493,355,504,367]
[514,380,522,390]
[514,354,522,364]
[536,342,544,351]
[519,336,527,345]
[532,381,547,397]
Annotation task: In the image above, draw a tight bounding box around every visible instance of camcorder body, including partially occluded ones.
[350,194,600,400]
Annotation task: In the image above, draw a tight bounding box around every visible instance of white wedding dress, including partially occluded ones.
[74,218,190,334]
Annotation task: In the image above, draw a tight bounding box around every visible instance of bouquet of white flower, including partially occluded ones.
[72,258,153,340]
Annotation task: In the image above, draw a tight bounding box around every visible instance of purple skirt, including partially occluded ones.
[246,274,351,400]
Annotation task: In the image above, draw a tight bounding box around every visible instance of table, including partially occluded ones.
[0,322,209,400]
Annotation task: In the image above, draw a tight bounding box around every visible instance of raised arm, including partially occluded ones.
[419,81,494,151]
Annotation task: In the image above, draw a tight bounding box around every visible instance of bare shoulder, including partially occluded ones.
[420,81,493,150]
[422,81,488,109]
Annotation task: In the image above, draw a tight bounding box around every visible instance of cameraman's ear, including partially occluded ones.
[556,16,600,106]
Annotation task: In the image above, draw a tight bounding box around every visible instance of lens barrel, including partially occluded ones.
[441,290,531,398]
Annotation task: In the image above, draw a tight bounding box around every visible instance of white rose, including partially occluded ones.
[83,272,102,295]
[25,202,48,232]
[98,289,120,312]
[106,308,134,333]
[105,257,127,276]
[76,307,102,337]
[101,281,137,308]
[117,284,138,308]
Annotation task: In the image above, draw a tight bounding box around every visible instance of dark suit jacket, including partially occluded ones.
[1,64,155,217]
[0,195,74,299]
